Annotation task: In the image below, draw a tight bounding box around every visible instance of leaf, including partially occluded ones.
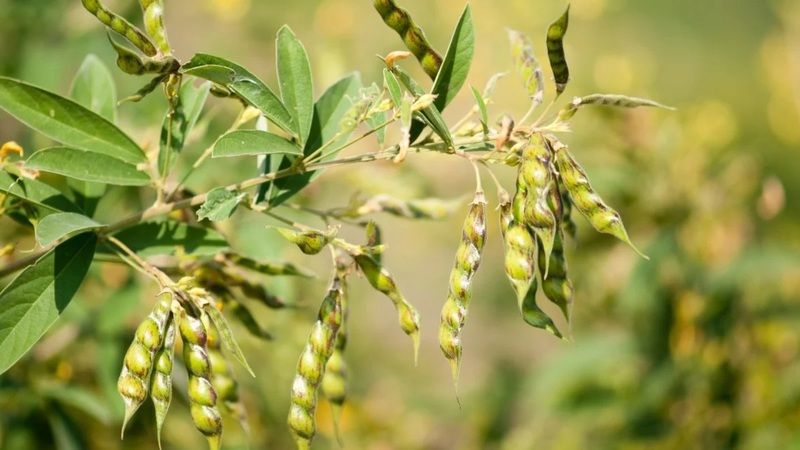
[383,68,402,107]
[212,130,303,158]
[108,221,229,257]
[546,5,571,95]
[268,73,362,206]
[391,66,454,148]
[558,93,675,121]
[431,5,474,111]
[40,384,113,424]
[0,233,96,375]
[276,26,314,146]
[368,108,388,147]
[508,29,544,106]
[202,304,255,377]
[471,86,489,136]
[181,54,295,136]
[36,213,103,246]
[197,187,245,222]
[26,147,150,186]
[0,171,82,214]
[69,54,117,123]
[47,406,88,450]
[158,81,211,177]
[0,77,145,164]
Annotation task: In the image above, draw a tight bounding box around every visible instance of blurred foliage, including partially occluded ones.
[1,0,799,449]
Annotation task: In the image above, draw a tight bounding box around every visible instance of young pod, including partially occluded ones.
[550,138,646,257]
[107,35,179,75]
[150,316,176,449]
[372,0,443,79]
[275,228,335,255]
[176,305,222,450]
[288,280,344,450]
[353,253,421,362]
[537,230,573,325]
[118,291,173,436]
[204,316,249,435]
[519,134,558,275]
[439,190,487,386]
[80,0,157,56]
[139,0,171,54]
[322,258,350,412]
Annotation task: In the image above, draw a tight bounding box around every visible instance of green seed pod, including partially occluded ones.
[537,229,573,324]
[139,0,171,55]
[150,317,175,450]
[546,5,570,95]
[373,0,443,79]
[107,35,179,76]
[519,134,558,275]
[118,291,173,436]
[498,189,513,238]
[288,280,344,450]
[507,29,544,107]
[550,138,647,257]
[322,255,351,436]
[80,0,157,56]
[275,227,334,255]
[353,253,421,362]
[176,306,222,450]
[557,178,577,238]
[439,190,487,386]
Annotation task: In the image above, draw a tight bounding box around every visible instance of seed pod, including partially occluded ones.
[139,0,171,55]
[439,190,487,386]
[500,195,562,338]
[322,252,351,420]
[507,29,544,108]
[373,0,443,79]
[288,280,344,450]
[537,229,573,325]
[546,5,570,94]
[80,0,157,56]
[558,93,673,121]
[176,305,222,450]
[557,178,577,238]
[107,35,179,76]
[275,227,335,255]
[550,138,647,258]
[204,316,249,435]
[118,291,173,436]
[518,134,557,275]
[150,316,175,450]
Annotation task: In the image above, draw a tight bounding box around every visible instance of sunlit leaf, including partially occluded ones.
[212,130,302,158]
[26,147,150,186]
[431,4,474,111]
[276,26,314,145]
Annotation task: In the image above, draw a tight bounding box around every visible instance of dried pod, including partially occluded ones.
[204,316,249,435]
[373,0,443,79]
[353,253,421,362]
[176,305,222,450]
[439,190,487,386]
[537,229,573,325]
[118,291,173,436]
[80,0,157,56]
[518,134,558,274]
[550,137,647,258]
[275,227,335,255]
[139,0,171,55]
[150,316,176,449]
[288,280,343,450]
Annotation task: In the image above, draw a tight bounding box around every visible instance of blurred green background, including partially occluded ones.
[1,0,799,449]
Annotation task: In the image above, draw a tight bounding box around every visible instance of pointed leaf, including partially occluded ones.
[0,233,96,375]
[159,81,211,176]
[470,86,489,137]
[36,213,103,246]
[276,26,314,145]
[0,77,145,164]
[0,171,82,214]
[212,130,303,158]
[391,66,454,148]
[70,54,117,123]
[197,187,245,222]
[383,68,402,107]
[26,147,150,186]
[431,5,474,111]
[203,304,255,377]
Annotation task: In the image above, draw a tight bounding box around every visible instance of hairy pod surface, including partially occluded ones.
[353,253,421,361]
[81,0,157,56]
[288,280,343,450]
[150,317,175,450]
[538,229,573,325]
[139,0,171,54]
[118,291,173,436]
[322,264,350,410]
[276,228,333,255]
[373,0,443,79]
[439,190,487,386]
[520,134,558,275]
[550,138,646,257]
[176,306,222,450]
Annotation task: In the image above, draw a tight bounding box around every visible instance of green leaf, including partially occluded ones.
[40,384,113,424]
[197,187,245,222]
[26,147,150,186]
[470,85,489,136]
[181,54,295,136]
[36,213,103,246]
[212,130,303,158]
[202,304,255,377]
[0,77,145,164]
[158,81,211,177]
[108,221,228,257]
[276,26,314,145]
[391,66,454,148]
[431,4,474,111]
[70,54,117,123]
[546,5,571,95]
[383,68,402,107]
[0,171,82,214]
[0,233,96,375]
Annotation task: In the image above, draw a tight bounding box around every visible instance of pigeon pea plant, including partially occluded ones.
[0,0,670,448]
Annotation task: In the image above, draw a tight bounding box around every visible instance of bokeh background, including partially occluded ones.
[2,0,799,449]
